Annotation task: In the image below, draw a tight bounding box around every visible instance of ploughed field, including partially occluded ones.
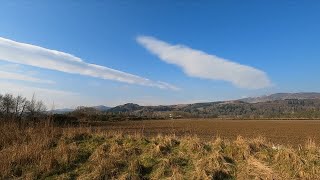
[96,119,320,146]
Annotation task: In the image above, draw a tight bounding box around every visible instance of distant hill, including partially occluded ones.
[108,92,320,114]
[52,105,111,114]
[50,108,74,114]
[107,93,320,119]
[92,105,111,111]
[240,92,320,103]
[54,92,320,119]
[108,103,143,112]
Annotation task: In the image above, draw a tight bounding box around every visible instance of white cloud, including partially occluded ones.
[0,37,178,90]
[137,36,272,89]
[0,70,54,84]
[0,63,21,71]
[0,82,79,108]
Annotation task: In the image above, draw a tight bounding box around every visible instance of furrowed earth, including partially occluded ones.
[94,119,320,146]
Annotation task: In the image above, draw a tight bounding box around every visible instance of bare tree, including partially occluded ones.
[26,94,36,118]
[26,94,47,120]
[2,94,15,117]
[0,93,47,122]
[14,95,28,120]
[0,94,3,116]
[36,100,47,113]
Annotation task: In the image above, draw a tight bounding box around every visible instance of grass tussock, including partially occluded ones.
[1,122,320,179]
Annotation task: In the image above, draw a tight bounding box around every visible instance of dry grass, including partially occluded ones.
[1,121,320,179]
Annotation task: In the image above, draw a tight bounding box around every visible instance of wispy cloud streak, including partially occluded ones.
[0,82,79,108]
[0,37,178,90]
[137,36,272,89]
[0,70,54,84]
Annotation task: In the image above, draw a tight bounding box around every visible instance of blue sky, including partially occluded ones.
[0,1,320,108]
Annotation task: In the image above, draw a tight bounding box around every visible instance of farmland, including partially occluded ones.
[1,120,320,179]
[98,119,320,146]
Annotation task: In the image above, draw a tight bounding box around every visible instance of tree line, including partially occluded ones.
[3,92,320,124]
[0,93,46,121]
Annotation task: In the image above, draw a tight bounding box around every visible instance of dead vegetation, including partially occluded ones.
[1,121,320,179]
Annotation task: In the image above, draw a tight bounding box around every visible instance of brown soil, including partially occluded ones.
[96,119,320,146]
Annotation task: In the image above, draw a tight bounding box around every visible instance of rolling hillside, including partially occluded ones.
[107,93,320,118]
[240,92,320,103]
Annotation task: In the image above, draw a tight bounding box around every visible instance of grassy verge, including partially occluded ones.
[0,122,320,179]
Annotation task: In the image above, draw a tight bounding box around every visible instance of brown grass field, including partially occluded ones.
[1,120,320,179]
[94,119,320,146]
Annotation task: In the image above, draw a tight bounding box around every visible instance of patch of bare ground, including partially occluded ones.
[98,119,320,146]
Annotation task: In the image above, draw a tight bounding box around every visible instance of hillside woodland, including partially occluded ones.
[2,93,320,124]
